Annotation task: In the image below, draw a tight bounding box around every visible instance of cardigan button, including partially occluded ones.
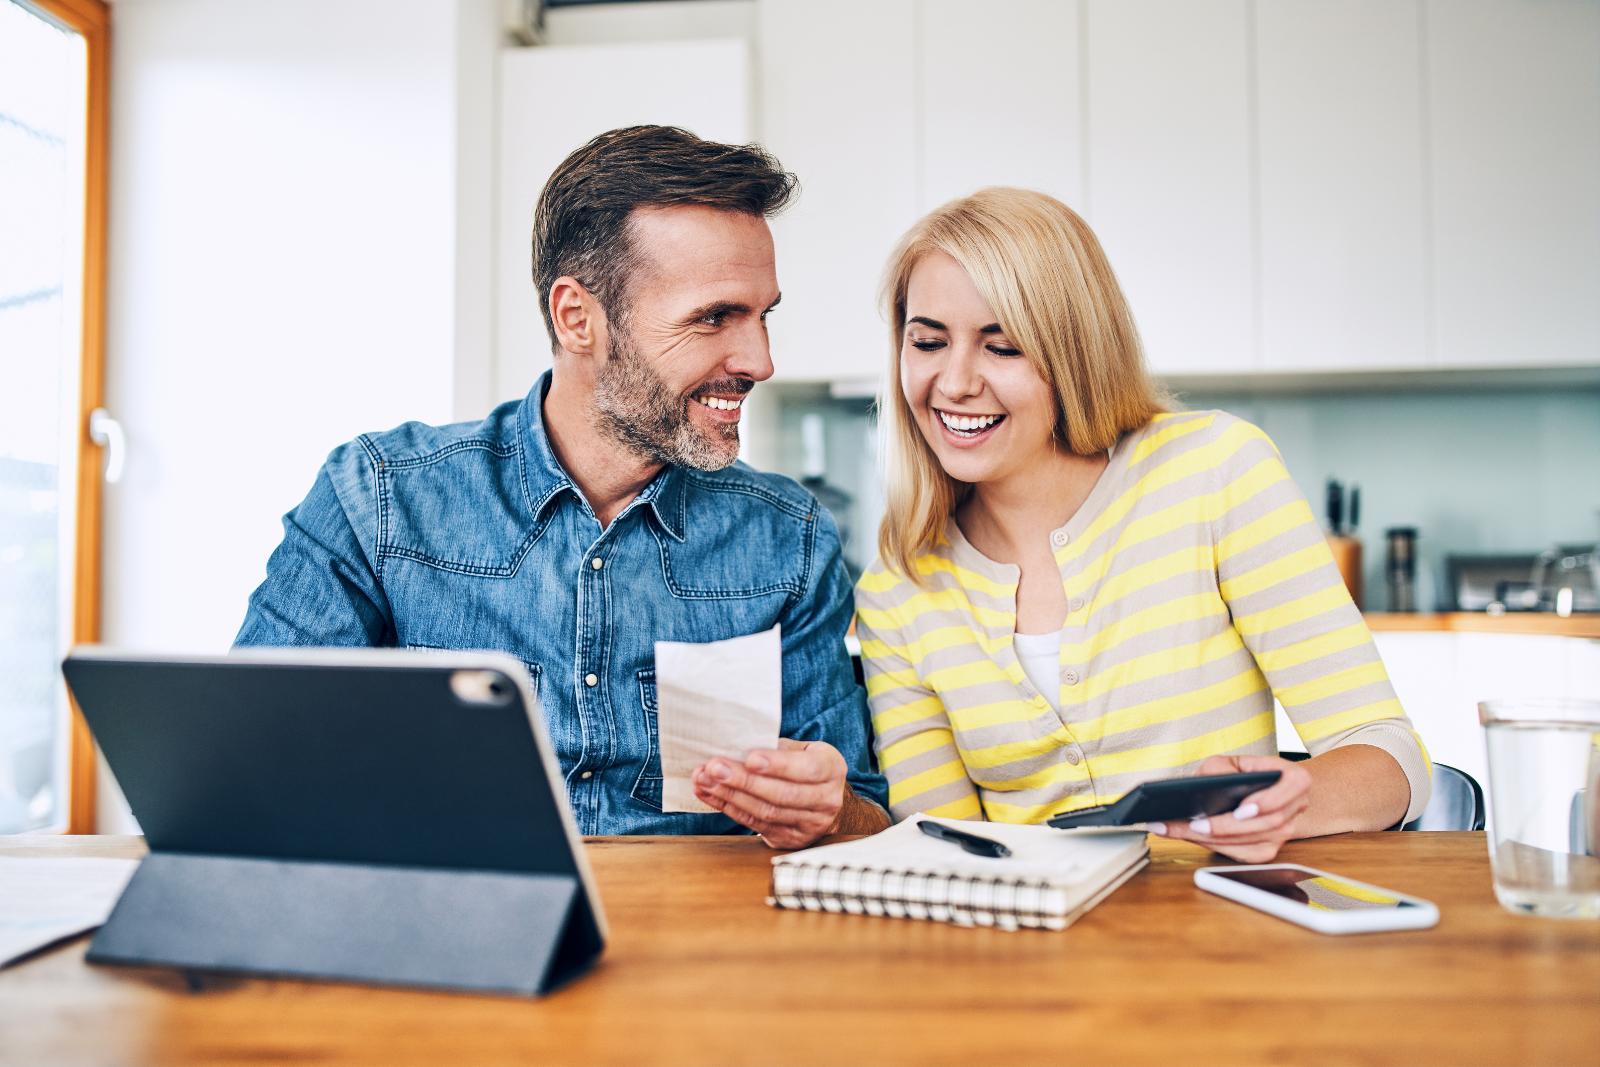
[1051,530,1070,548]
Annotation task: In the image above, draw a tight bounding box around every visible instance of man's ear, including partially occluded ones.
[549,276,603,357]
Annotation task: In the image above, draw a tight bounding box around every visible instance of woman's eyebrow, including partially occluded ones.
[907,315,946,330]
[979,323,1004,334]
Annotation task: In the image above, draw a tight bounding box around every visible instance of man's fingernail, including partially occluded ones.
[1234,802,1259,821]
[1189,817,1212,835]
[1146,822,1167,836]
[747,755,769,772]
[711,763,732,782]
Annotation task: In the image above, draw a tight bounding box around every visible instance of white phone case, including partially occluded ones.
[1193,864,1440,934]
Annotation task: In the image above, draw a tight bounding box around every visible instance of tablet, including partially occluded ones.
[1046,770,1282,830]
[61,646,606,996]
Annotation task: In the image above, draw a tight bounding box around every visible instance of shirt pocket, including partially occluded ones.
[630,667,663,811]
[404,644,542,706]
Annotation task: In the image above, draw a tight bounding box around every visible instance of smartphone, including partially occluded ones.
[1046,770,1281,830]
[1194,864,1440,934]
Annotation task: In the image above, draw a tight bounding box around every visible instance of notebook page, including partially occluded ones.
[773,816,1146,887]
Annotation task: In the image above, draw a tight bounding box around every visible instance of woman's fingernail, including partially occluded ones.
[711,762,733,782]
[748,754,769,772]
[1146,822,1167,836]
[1234,802,1259,821]
[1189,817,1212,835]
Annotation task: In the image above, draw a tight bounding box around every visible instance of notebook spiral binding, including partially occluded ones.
[767,862,1072,931]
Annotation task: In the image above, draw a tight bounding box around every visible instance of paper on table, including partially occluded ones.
[0,856,138,967]
[655,624,783,813]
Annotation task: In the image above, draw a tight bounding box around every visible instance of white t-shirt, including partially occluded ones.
[1012,629,1063,712]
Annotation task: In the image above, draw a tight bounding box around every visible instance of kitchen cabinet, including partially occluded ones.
[757,0,918,384]
[1255,1,1428,372]
[494,39,751,401]
[1426,0,1600,369]
[512,0,1600,392]
[917,0,1083,214]
[1083,0,1256,377]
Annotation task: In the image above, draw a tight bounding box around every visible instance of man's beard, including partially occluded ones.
[593,327,748,472]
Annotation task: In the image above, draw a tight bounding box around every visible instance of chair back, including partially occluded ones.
[1402,763,1486,832]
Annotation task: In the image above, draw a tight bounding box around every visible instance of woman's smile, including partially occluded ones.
[932,407,1007,446]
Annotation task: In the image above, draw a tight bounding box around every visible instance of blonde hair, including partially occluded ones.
[876,187,1171,583]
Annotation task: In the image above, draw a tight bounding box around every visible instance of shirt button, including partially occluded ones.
[1068,597,1084,612]
[580,770,594,780]
[1063,669,1081,686]
[1065,749,1082,766]
[590,557,604,570]
[1051,530,1070,548]
[584,673,598,687]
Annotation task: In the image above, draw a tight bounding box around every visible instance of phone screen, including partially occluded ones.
[1212,868,1420,911]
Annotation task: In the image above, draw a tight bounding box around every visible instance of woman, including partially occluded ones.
[855,188,1429,862]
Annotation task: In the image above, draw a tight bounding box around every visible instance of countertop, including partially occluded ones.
[1364,612,1600,639]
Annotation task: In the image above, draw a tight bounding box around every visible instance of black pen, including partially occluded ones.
[917,819,1012,859]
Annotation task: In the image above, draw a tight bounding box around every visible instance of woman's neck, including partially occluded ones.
[958,445,1109,564]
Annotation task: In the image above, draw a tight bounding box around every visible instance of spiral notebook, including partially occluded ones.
[768,817,1148,931]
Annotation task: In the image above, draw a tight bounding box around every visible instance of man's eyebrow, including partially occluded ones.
[683,300,752,322]
[907,315,946,331]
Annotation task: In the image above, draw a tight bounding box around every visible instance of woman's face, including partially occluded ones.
[899,251,1057,487]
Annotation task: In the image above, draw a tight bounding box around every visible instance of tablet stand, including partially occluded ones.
[88,852,603,996]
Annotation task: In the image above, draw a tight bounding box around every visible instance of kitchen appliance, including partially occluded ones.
[1532,543,1600,615]
[1385,527,1419,612]
[1446,554,1542,612]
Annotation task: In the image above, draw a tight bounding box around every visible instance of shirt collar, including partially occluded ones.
[519,370,688,542]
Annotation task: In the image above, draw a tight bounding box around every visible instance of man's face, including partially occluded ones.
[593,205,780,471]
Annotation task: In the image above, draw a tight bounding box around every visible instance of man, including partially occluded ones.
[237,126,889,847]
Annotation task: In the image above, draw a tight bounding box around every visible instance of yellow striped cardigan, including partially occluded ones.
[855,410,1431,825]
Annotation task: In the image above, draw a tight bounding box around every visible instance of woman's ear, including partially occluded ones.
[549,276,599,357]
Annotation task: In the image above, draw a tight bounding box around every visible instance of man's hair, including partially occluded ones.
[532,125,798,345]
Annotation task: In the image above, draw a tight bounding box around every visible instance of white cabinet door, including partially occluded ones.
[918,0,1084,214]
[495,40,751,403]
[1564,638,1600,702]
[1083,0,1255,376]
[757,0,918,384]
[1426,0,1600,369]
[1369,633,1479,788]
[1256,1,1428,372]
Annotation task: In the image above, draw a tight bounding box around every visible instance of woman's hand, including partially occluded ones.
[1147,754,1313,863]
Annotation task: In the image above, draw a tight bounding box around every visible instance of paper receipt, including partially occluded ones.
[654,624,783,813]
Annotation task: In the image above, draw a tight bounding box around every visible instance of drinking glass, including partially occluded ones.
[1479,700,1600,919]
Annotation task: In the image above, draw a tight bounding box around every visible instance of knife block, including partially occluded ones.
[1327,534,1364,609]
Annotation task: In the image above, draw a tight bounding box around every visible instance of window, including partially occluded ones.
[0,0,108,833]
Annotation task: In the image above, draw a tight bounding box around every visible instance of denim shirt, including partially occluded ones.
[236,372,887,834]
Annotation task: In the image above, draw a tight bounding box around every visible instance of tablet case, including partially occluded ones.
[62,648,605,996]
[1046,770,1281,830]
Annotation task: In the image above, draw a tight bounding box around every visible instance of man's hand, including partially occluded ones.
[1148,754,1313,863]
[691,738,850,849]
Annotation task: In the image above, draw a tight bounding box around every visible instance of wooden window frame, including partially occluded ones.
[22,0,110,833]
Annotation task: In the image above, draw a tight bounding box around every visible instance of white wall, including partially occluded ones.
[97,0,500,829]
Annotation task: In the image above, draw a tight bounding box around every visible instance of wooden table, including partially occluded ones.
[3,833,1597,1067]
